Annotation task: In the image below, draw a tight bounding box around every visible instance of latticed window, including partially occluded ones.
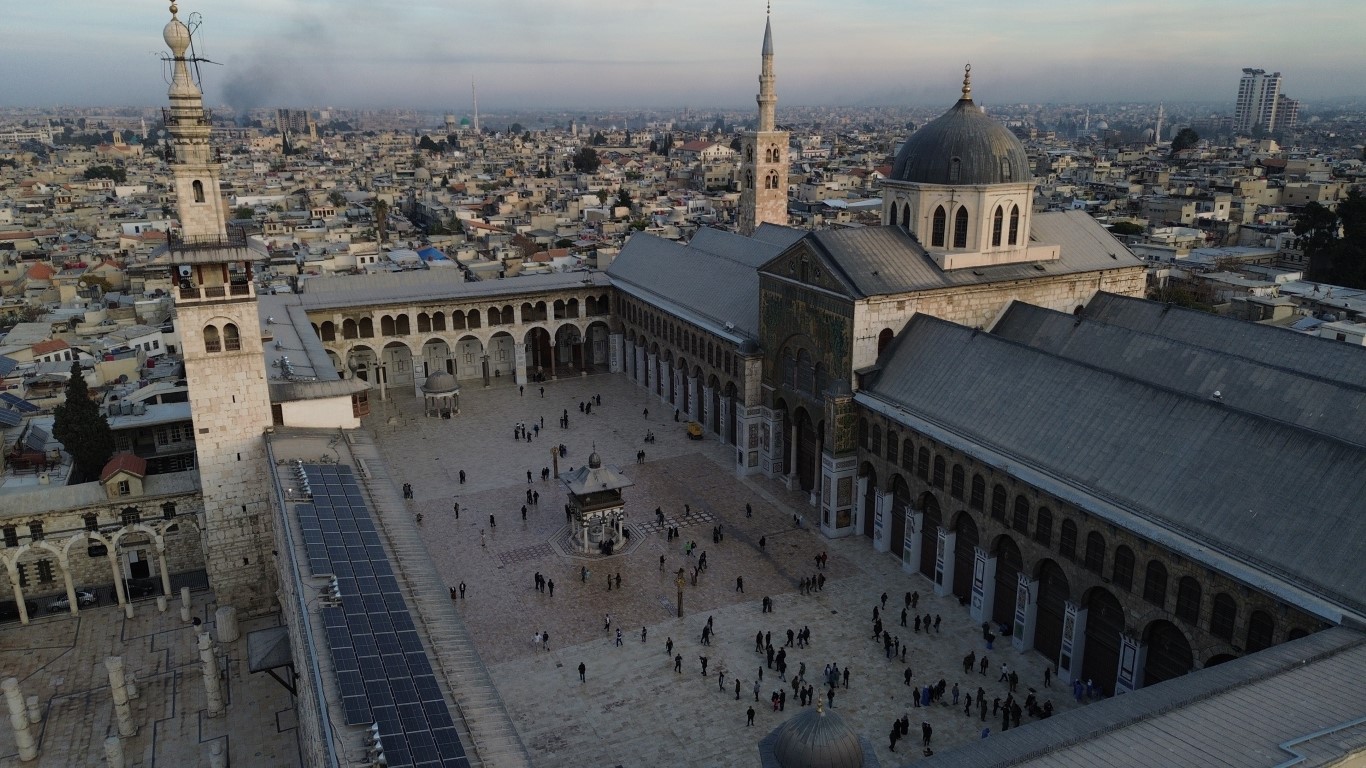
[3,527,16,548]
[931,206,946,247]
[916,447,930,481]
[1084,532,1105,573]
[1143,560,1168,608]
[931,457,945,489]
[1112,546,1134,591]
[990,485,1007,521]
[1059,520,1077,560]
[886,433,898,464]
[1033,508,1053,547]
[28,522,42,541]
[1013,496,1030,534]
[121,507,140,526]
[84,514,99,532]
[950,466,964,500]
[36,560,53,584]
[969,475,985,510]
[1175,577,1201,624]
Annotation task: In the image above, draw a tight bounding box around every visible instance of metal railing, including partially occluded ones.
[168,226,248,251]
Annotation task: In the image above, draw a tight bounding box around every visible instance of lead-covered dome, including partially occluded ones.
[771,705,863,768]
[421,372,459,395]
[891,67,1032,186]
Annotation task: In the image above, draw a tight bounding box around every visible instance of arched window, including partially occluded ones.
[359,317,375,337]
[949,157,962,183]
[320,321,336,341]
[931,456,945,488]
[969,474,985,510]
[1059,519,1078,560]
[889,204,899,227]
[1112,545,1135,591]
[203,324,221,353]
[342,319,357,339]
[870,425,882,455]
[1033,507,1053,547]
[1175,577,1201,624]
[886,432,899,464]
[1084,531,1105,573]
[1210,593,1237,641]
[931,206,946,247]
[1000,157,1013,183]
[953,207,969,248]
[901,203,910,229]
[381,315,396,336]
[950,465,965,500]
[1143,560,1168,608]
[1246,610,1275,652]
[992,206,1004,247]
[223,323,240,352]
[1008,205,1020,245]
[395,314,411,335]
[877,328,894,357]
[1013,495,1030,534]
[858,418,869,449]
[990,485,1007,521]
[916,447,930,481]
[901,439,914,471]
[417,313,431,333]
[192,179,205,203]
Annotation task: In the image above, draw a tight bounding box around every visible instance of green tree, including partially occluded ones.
[1294,192,1366,287]
[510,123,524,135]
[591,131,607,147]
[52,361,114,482]
[572,147,601,174]
[327,191,346,207]
[418,135,440,153]
[83,165,127,183]
[1170,127,1200,154]
[1109,221,1145,237]
[596,188,610,206]
[372,198,390,244]
[615,187,632,210]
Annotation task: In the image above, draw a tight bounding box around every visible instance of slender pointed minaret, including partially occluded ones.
[472,81,480,134]
[1155,103,1165,144]
[161,2,276,616]
[738,3,789,235]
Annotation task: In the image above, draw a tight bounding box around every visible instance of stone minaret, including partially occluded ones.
[738,7,789,236]
[161,3,276,616]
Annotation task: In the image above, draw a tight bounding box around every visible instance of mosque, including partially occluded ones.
[5,5,1362,767]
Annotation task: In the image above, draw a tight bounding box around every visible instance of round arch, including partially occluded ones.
[525,327,553,378]
[1034,559,1070,664]
[991,534,1023,629]
[382,340,416,393]
[793,406,817,492]
[860,463,877,540]
[918,492,940,580]
[1082,586,1125,696]
[1143,619,1194,687]
[889,474,911,558]
[951,512,978,602]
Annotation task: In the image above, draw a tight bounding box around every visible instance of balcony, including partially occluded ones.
[178,282,254,302]
[161,107,213,127]
[168,226,248,252]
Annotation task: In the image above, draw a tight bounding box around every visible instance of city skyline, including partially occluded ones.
[4,1,1365,112]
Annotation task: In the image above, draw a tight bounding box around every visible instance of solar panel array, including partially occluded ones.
[0,393,39,413]
[0,409,20,427]
[296,463,469,768]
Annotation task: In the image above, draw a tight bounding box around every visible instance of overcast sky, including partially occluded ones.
[5,1,1363,112]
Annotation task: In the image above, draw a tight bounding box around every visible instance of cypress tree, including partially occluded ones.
[52,361,115,482]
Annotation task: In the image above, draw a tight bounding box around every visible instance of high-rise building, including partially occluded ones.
[162,3,277,615]
[737,10,789,236]
[275,108,310,135]
[1276,93,1301,131]
[1234,68,1284,133]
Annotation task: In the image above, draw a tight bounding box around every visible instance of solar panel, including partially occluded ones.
[296,464,467,766]
[24,425,48,451]
[0,409,20,427]
[0,393,39,413]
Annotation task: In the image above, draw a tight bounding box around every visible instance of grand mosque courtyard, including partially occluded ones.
[368,373,1087,767]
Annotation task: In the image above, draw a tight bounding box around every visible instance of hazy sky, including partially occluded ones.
[5,1,1363,111]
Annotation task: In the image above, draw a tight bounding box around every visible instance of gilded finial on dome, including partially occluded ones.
[170,2,178,15]
[962,63,972,100]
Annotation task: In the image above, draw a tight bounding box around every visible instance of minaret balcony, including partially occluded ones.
[178,282,255,303]
[162,107,213,127]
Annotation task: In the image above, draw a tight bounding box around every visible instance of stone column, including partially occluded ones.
[635,345,646,386]
[514,342,528,385]
[686,376,699,421]
[721,396,733,445]
[1058,601,1088,685]
[646,353,657,394]
[671,370,682,410]
[215,605,240,643]
[3,678,36,761]
[180,586,192,623]
[786,422,799,490]
[1013,574,1038,653]
[701,386,713,435]
[970,547,997,624]
[104,737,125,768]
[871,488,892,553]
[157,543,172,599]
[58,557,78,616]
[903,510,924,575]
[107,550,127,608]
[105,657,136,737]
[1114,632,1145,695]
[198,632,226,718]
[934,529,955,598]
[5,564,28,626]
[609,332,623,374]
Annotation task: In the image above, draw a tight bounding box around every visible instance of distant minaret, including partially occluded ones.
[737,4,789,236]
[472,81,480,134]
[160,2,276,616]
[1155,103,1165,143]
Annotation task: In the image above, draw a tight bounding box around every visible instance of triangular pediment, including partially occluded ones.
[759,237,858,298]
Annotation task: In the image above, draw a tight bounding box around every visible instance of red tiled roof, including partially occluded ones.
[100,453,147,483]
[25,263,55,280]
[679,140,718,152]
[31,339,70,355]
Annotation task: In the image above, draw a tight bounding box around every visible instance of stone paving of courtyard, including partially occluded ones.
[367,374,1094,767]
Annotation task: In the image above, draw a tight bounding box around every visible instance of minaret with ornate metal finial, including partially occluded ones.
[739,3,789,236]
[161,3,277,617]
[961,63,972,102]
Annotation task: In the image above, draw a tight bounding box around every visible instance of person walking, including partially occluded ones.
[674,654,683,673]
[615,628,622,647]
[641,626,648,643]
[604,613,612,632]
[754,679,761,702]
[747,706,755,726]
[459,470,466,484]
[735,678,742,700]
[699,656,709,676]
[666,637,674,655]
[578,662,586,683]
[548,579,554,596]
[736,576,744,593]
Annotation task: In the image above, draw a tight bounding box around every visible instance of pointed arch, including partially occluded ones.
[953,206,969,248]
[931,206,946,247]
[1008,204,1020,245]
[992,205,1004,247]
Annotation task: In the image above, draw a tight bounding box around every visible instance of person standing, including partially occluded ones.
[459,470,466,484]
[699,656,708,676]
[735,678,741,700]
[458,581,465,598]
[843,667,850,689]
[615,628,622,647]
[921,721,933,749]
[604,613,611,632]
[746,706,755,726]
[641,626,647,643]
[578,662,586,683]
[754,679,761,701]
[674,654,683,673]
[666,637,674,655]
[548,579,554,596]
[736,576,744,593]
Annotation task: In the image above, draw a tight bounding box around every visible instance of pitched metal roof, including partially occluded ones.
[914,627,1366,768]
[991,301,1366,447]
[296,269,610,312]
[800,211,1142,298]
[608,225,803,339]
[862,313,1366,619]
